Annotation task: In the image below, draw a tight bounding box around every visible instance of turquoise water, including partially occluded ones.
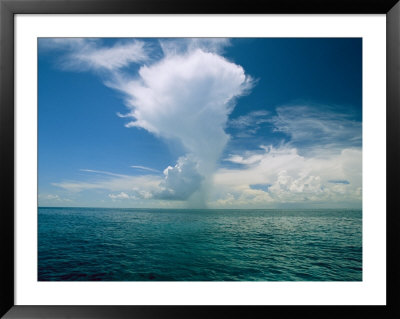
[38,207,362,281]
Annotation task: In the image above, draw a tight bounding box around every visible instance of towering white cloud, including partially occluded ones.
[43,38,251,207]
[113,47,251,205]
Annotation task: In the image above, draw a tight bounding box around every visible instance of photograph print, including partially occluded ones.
[38,38,362,281]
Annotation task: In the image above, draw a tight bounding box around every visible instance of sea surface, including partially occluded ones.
[38,207,362,281]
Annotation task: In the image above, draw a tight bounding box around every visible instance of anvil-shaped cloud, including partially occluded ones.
[114,48,251,205]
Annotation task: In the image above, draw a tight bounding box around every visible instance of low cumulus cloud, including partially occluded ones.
[109,192,130,200]
[154,155,204,201]
[211,145,361,208]
[38,193,72,205]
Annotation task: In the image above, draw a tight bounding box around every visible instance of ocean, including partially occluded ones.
[38,207,362,281]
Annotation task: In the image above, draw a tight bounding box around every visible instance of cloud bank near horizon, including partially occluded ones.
[212,145,361,208]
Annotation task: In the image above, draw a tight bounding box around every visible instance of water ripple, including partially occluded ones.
[38,208,362,281]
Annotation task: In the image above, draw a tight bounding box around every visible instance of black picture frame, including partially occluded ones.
[1,0,399,318]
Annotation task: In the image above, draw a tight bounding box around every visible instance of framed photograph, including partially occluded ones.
[1,0,399,318]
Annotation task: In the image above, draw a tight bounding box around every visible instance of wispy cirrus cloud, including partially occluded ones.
[39,38,98,51]
[80,169,127,177]
[53,172,162,193]
[39,38,150,72]
[229,110,269,130]
[270,105,362,153]
[130,165,161,173]
[228,110,270,137]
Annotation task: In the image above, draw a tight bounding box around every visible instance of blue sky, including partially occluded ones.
[38,38,362,208]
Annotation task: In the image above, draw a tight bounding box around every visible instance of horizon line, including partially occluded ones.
[38,206,362,210]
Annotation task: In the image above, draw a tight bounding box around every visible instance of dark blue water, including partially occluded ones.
[38,207,362,281]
